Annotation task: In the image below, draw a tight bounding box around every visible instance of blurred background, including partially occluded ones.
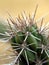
[0,0,49,65]
[0,0,49,19]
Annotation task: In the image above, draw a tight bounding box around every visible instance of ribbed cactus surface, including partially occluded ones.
[0,5,49,65]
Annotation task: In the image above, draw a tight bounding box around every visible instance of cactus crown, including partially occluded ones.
[0,5,49,65]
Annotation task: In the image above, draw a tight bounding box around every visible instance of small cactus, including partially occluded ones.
[0,5,49,65]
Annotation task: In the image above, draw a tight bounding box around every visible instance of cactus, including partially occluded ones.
[0,5,49,65]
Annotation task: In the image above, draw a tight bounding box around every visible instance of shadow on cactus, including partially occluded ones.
[0,5,49,65]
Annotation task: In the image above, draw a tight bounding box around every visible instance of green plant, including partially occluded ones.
[0,5,49,65]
